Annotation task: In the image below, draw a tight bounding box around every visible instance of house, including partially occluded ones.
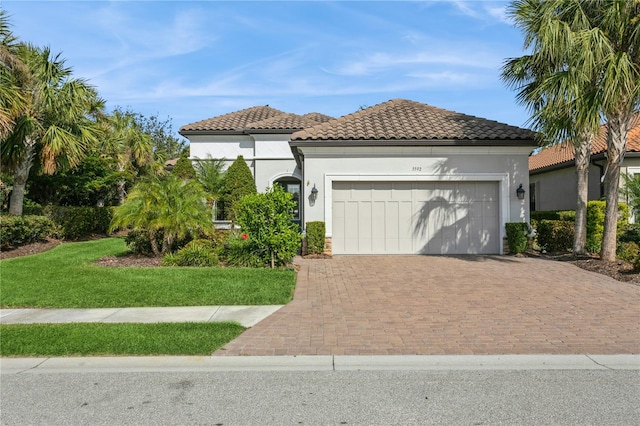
[180,106,333,227]
[528,114,640,212]
[180,99,536,255]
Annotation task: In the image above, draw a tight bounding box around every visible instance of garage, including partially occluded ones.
[289,99,537,255]
[332,181,500,255]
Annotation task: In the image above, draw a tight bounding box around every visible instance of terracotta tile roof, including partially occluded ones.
[302,112,334,123]
[246,113,324,131]
[529,113,640,172]
[291,99,535,142]
[180,105,286,132]
[179,106,334,134]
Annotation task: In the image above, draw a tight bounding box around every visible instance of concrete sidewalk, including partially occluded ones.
[2,354,639,374]
[0,305,283,328]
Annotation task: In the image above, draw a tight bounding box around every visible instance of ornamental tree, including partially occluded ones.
[234,185,301,268]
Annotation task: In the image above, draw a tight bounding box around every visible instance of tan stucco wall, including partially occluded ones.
[530,164,602,211]
[530,156,640,212]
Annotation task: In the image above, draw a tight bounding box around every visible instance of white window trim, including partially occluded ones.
[323,173,510,254]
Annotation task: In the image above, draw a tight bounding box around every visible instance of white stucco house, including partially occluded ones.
[180,99,536,255]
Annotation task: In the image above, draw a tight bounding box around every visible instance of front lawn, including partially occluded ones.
[0,322,245,356]
[0,238,296,308]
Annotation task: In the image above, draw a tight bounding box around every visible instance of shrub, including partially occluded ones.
[124,230,192,256]
[536,220,574,253]
[617,241,640,264]
[221,155,256,222]
[234,185,301,268]
[585,201,628,253]
[44,206,113,240]
[171,156,197,180]
[0,215,57,249]
[162,239,218,267]
[619,224,640,244]
[306,221,326,254]
[531,210,575,221]
[220,231,263,268]
[505,222,529,254]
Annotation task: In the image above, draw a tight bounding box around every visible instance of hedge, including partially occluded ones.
[306,221,326,254]
[505,222,529,254]
[0,215,57,249]
[531,210,575,222]
[536,219,574,253]
[45,206,113,240]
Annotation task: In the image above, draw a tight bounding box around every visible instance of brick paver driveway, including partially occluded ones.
[215,256,639,356]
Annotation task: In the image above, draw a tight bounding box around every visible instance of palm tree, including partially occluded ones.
[503,0,640,261]
[192,155,226,220]
[502,0,602,254]
[1,43,103,215]
[592,0,640,261]
[101,108,153,204]
[111,175,211,255]
[0,11,28,140]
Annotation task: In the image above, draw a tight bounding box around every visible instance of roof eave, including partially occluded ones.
[529,151,640,174]
[179,129,246,137]
[289,138,538,148]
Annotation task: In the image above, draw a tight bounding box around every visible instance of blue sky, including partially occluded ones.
[3,1,531,139]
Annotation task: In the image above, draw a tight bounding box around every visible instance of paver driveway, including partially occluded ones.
[215,256,639,356]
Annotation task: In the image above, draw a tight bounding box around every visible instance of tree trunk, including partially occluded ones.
[117,162,126,205]
[573,137,592,255]
[600,114,630,262]
[162,232,174,255]
[8,137,37,216]
[148,229,160,256]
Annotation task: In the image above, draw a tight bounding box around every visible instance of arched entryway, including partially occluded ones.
[274,176,301,229]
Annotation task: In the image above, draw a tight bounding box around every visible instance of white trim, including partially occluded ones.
[270,171,302,186]
[324,173,510,255]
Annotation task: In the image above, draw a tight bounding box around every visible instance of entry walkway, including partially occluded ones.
[0,306,283,328]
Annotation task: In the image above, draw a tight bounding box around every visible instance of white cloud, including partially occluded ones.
[325,48,499,77]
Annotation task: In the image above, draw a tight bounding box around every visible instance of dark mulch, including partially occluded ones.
[2,239,637,284]
[537,252,639,284]
[97,255,161,267]
[0,238,63,260]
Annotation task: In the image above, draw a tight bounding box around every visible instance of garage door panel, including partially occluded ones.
[344,202,360,253]
[333,181,500,255]
[358,201,372,252]
[476,182,499,201]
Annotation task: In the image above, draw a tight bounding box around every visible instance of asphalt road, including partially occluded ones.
[2,369,638,425]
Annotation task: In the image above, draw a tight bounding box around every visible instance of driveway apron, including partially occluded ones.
[214,256,640,356]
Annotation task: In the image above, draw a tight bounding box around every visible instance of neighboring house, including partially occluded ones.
[528,114,640,212]
[181,99,536,255]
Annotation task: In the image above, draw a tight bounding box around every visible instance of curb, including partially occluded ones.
[2,354,638,374]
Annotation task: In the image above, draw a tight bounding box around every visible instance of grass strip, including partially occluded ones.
[0,238,296,308]
[0,322,245,356]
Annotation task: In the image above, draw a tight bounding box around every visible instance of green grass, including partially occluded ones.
[0,323,245,356]
[0,238,296,308]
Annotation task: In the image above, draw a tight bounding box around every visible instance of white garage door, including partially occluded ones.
[332,181,500,255]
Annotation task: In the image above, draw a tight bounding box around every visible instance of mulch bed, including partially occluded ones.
[539,252,640,284]
[1,239,637,284]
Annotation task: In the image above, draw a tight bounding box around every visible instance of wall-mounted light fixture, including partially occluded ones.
[310,184,318,201]
[516,183,526,200]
